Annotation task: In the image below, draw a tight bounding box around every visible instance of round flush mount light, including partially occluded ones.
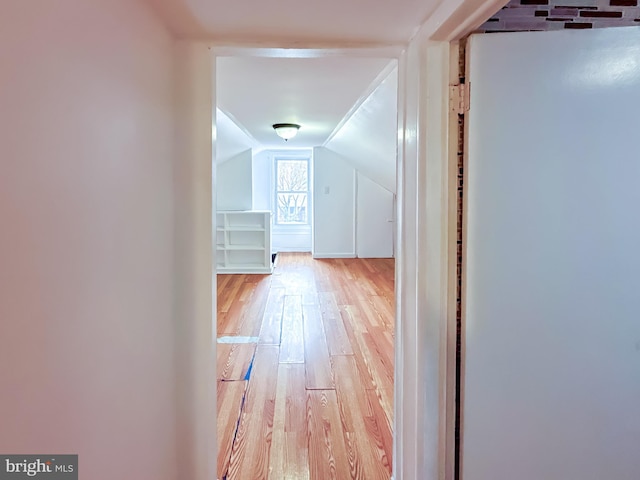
[272,123,300,141]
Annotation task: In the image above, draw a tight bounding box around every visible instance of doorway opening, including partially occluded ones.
[214,50,398,479]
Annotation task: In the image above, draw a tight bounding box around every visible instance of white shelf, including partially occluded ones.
[217,226,265,232]
[227,226,266,232]
[215,210,273,274]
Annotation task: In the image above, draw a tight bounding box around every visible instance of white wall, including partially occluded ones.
[313,147,356,257]
[272,229,312,253]
[217,148,252,210]
[0,1,177,478]
[356,172,394,258]
[216,108,256,164]
[464,27,640,480]
[318,63,397,259]
[174,42,216,480]
[324,65,398,193]
[313,148,394,258]
[252,150,272,211]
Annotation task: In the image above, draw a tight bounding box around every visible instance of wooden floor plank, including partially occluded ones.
[369,295,395,329]
[366,388,393,464]
[259,287,285,345]
[280,295,304,363]
[217,380,247,480]
[217,343,257,381]
[217,312,229,335]
[227,345,280,480]
[218,274,245,313]
[366,327,394,378]
[312,260,334,293]
[218,297,248,336]
[269,363,309,480]
[217,273,232,291]
[236,276,271,337]
[272,260,316,297]
[352,296,386,330]
[340,303,368,334]
[319,292,353,356]
[331,355,391,480]
[358,331,394,422]
[303,304,334,389]
[269,364,288,480]
[307,390,352,480]
[339,305,375,390]
[217,275,271,336]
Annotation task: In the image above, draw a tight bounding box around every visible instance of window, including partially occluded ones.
[275,158,309,225]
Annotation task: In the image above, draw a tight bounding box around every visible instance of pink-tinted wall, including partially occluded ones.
[0,1,177,478]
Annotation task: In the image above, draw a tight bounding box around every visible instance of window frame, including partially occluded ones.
[273,154,312,227]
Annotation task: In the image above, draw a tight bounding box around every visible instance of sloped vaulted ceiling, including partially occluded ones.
[324,66,398,193]
[216,56,394,150]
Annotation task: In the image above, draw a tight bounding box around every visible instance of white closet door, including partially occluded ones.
[356,172,394,258]
[464,27,640,480]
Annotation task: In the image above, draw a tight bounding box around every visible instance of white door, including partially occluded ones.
[356,172,394,258]
[464,27,640,480]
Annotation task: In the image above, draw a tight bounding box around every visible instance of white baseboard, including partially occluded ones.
[273,247,312,253]
[312,253,356,259]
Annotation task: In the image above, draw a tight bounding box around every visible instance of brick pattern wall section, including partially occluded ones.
[476,0,640,32]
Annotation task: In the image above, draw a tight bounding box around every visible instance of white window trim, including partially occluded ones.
[271,150,312,232]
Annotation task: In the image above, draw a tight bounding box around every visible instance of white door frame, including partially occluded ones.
[172,0,507,478]
[209,42,456,480]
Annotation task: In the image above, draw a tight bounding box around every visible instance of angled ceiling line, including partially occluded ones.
[322,59,398,148]
[216,106,260,146]
[216,54,392,149]
[328,148,397,195]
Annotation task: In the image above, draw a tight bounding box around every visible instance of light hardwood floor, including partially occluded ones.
[217,252,395,480]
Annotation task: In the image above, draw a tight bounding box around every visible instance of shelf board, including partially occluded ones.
[215,211,271,275]
[220,245,265,251]
[224,226,266,231]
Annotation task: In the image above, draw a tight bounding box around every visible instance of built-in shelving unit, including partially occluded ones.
[216,210,273,274]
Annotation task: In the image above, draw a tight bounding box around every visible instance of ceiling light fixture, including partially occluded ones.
[272,123,300,141]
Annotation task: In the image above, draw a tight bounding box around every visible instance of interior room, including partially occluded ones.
[214,54,398,479]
